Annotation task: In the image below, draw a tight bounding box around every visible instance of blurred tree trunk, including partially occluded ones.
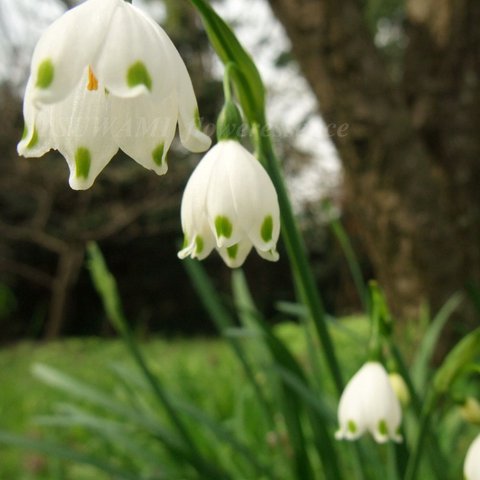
[267,0,480,329]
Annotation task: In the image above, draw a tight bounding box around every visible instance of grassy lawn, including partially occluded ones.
[0,336,239,479]
[0,318,369,479]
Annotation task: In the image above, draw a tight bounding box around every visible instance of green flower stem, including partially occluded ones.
[389,343,448,478]
[404,391,437,480]
[222,62,236,102]
[368,288,383,362]
[253,124,344,394]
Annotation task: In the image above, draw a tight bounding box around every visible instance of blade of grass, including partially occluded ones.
[34,405,171,473]
[0,431,140,480]
[411,292,464,392]
[32,363,179,446]
[183,258,275,428]
[87,243,228,480]
[232,269,343,480]
[329,211,369,311]
[109,360,270,477]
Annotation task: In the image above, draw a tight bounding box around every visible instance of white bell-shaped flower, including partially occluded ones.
[178,140,280,268]
[335,362,403,443]
[464,433,480,480]
[17,0,211,190]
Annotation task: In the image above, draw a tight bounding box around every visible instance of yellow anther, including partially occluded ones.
[87,66,98,91]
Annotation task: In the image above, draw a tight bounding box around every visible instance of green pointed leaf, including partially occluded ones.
[412,292,464,392]
[433,327,480,394]
[189,0,265,125]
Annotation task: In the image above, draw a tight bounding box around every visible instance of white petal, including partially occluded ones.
[204,143,244,248]
[224,141,280,251]
[29,0,118,104]
[359,363,402,443]
[151,22,211,152]
[256,248,280,262]
[181,149,216,232]
[48,76,118,189]
[110,92,177,176]
[464,434,480,480]
[17,80,54,158]
[178,150,217,260]
[217,239,253,268]
[174,55,212,152]
[94,2,174,99]
[336,369,369,440]
[178,232,215,261]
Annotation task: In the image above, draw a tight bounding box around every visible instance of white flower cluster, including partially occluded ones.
[18,0,280,268]
[18,0,210,190]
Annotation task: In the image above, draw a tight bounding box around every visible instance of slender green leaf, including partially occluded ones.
[189,0,265,124]
[272,365,334,418]
[35,405,170,472]
[412,292,464,392]
[329,213,369,311]
[232,270,344,480]
[0,431,139,480]
[184,258,274,427]
[87,244,228,480]
[434,327,480,394]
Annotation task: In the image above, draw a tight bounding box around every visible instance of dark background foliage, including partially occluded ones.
[0,0,367,342]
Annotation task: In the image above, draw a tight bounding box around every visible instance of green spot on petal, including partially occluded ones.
[127,61,152,91]
[27,128,39,149]
[260,215,273,243]
[215,216,233,239]
[152,143,165,166]
[194,108,201,129]
[227,244,238,259]
[75,147,91,180]
[378,419,388,436]
[347,420,357,434]
[36,59,54,89]
[21,124,28,140]
[182,236,189,249]
[195,236,204,254]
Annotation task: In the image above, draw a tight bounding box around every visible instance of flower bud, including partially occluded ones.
[388,372,410,407]
[460,397,480,425]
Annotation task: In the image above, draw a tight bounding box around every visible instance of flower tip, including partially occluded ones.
[68,174,95,191]
[151,161,169,177]
[180,128,212,153]
[177,246,192,260]
[334,427,360,442]
[393,433,403,443]
[257,248,280,262]
[177,250,188,260]
[17,142,26,157]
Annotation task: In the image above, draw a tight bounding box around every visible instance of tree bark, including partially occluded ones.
[266,0,480,325]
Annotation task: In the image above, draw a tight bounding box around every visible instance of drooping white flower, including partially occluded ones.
[464,433,480,480]
[17,0,211,190]
[178,140,280,268]
[335,362,403,443]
